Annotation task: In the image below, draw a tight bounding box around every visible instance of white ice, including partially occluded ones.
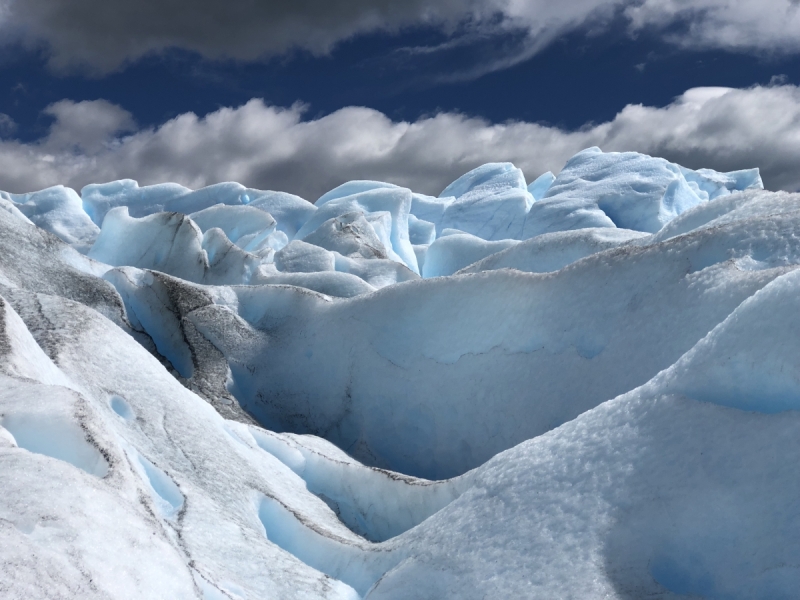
[3,146,799,600]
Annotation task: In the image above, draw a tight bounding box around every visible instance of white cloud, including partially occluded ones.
[624,0,800,52]
[43,100,136,153]
[2,85,800,198]
[2,0,800,75]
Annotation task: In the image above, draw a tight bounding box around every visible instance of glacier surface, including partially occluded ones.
[1,147,798,599]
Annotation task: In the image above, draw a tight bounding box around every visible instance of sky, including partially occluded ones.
[1,0,800,198]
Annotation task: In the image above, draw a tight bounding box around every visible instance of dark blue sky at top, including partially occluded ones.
[1,17,798,142]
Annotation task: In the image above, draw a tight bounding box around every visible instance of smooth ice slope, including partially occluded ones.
[631,267,800,413]
[457,228,648,275]
[422,231,518,278]
[527,170,555,200]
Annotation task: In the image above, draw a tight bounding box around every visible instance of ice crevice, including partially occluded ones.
[247,427,469,542]
[255,494,373,597]
[125,444,185,521]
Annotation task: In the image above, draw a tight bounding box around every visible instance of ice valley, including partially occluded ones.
[1,147,799,598]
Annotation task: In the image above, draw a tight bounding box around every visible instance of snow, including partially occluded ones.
[2,146,799,599]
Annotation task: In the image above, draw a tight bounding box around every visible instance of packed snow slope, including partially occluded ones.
[2,147,799,598]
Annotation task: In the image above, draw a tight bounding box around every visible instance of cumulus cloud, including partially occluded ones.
[43,100,137,153]
[2,85,800,199]
[1,0,800,75]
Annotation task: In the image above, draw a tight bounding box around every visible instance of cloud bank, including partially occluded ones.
[1,85,799,199]
[2,0,800,74]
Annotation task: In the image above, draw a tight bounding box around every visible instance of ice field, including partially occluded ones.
[2,147,799,598]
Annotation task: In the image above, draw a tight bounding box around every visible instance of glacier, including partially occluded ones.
[1,147,798,599]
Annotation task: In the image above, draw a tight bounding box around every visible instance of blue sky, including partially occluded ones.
[1,0,800,198]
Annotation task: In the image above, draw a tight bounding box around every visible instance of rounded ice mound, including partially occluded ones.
[1,185,100,248]
[637,267,800,413]
[439,162,527,200]
[524,147,764,238]
[423,230,518,278]
[302,211,388,259]
[252,268,376,298]
[316,180,400,207]
[274,240,336,273]
[82,179,190,226]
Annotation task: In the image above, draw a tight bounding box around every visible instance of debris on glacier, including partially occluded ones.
[2,146,799,599]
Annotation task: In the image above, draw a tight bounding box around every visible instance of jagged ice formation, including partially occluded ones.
[2,147,798,599]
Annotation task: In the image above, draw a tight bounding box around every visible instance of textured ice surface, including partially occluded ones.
[439,163,533,240]
[1,185,100,249]
[3,147,799,599]
[303,211,389,259]
[333,254,419,289]
[189,204,277,250]
[297,187,419,274]
[218,212,798,478]
[522,147,763,238]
